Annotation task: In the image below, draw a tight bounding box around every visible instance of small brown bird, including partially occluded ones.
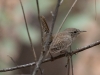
[49,28,86,54]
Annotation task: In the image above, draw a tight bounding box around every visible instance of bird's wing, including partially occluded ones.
[50,36,72,53]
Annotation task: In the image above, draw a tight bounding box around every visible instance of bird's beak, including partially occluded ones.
[80,31,86,32]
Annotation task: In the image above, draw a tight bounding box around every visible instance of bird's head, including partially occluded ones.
[64,28,86,38]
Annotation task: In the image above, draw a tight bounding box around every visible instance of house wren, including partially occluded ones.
[40,16,86,54]
[49,28,86,54]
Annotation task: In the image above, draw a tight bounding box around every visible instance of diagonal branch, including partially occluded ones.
[56,0,78,35]
[50,0,78,57]
[32,0,62,75]
[49,0,61,33]
[19,0,37,61]
[72,40,100,54]
[0,54,65,72]
[0,40,100,72]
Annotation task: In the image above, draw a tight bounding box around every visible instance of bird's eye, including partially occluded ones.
[74,31,77,33]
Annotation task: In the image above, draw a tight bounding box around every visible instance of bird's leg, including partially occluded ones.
[60,50,67,53]
[69,46,74,75]
[49,52,54,61]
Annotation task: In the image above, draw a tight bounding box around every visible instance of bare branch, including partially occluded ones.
[32,0,61,75]
[36,0,43,46]
[95,0,97,20]
[70,56,74,75]
[39,67,44,75]
[49,0,61,34]
[0,53,66,72]
[60,0,64,5]
[1,40,100,72]
[72,40,100,54]
[50,11,54,17]
[19,0,37,61]
[69,47,74,75]
[56,0,78,35]
[0,62,35,72]
[67,56,70,75]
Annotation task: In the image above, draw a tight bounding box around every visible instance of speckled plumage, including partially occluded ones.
[49,28,84,54]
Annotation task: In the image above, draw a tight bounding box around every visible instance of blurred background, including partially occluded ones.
[0,0,100,75]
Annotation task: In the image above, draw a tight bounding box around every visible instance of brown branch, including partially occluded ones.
[36,0,43,46]
[32,0,61,75]
[49,0,61,33]
[19,0,37,61]
[60,0,64,5]
[0,40,100,72]
[0,41,100,72]
[72,40,100,54]
[0,54,65,72]
[0,62,36,72]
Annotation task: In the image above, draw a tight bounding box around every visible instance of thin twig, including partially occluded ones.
[67,56,70,75]
[19,0,37,61]
[7,55,16,64]
[49,0,61,34]
[32,0,61,75]
[95,0,97,20]
[60,0,64,5]
[36,0,43,46]
[50,11,54,17]
[7,55,23,74]
[56,0,78,38]
[70,46,74,75]
[39,67,44,75]
[70,56,74,75]
[45,0,62,57]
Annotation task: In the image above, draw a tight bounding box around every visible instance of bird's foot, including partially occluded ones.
[60,50,69,56]
[65,64,68,68]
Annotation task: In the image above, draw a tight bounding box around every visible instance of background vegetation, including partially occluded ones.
[0,0,100,75]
